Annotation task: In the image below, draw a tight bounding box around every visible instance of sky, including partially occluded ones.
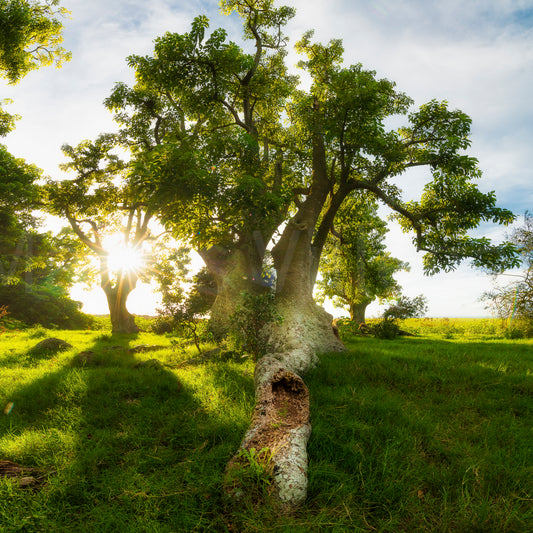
[2,0,533,317]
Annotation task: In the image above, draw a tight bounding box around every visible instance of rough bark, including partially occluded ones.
[200,237,267,340]
[350,301,369,324]
[101,267,139,334]
[226,225,345,509]
[226,349,314,509]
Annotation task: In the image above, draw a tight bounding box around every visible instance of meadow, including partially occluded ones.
[0,318,532,532]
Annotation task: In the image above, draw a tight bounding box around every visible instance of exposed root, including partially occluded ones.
[0,460,46,489]
[226,355,311,510]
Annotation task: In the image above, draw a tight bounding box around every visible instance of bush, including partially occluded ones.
[0,283,94,329]
[369,319,400,339]
[151,315,176,335]
[504,326,525,340]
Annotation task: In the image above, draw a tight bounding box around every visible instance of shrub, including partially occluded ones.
[228,291,282,359]
[369,319,400,339]
[504,326,524,340]
[151,315,176,335]
[0,283,94,329]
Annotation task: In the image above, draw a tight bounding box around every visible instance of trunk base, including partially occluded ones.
[266,299,346,359]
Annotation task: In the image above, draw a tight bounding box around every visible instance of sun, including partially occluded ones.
[106,243,145,274]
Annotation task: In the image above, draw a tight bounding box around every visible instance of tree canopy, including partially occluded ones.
[0,0,71,84]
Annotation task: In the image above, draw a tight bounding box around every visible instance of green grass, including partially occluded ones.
[0,320,532,532]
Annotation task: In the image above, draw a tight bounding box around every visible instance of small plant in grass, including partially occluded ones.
[227,447,275,503]
[370,318,401,339]
[27,326,49,339]
[228,291,283,359]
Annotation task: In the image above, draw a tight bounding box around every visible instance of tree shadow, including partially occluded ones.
[0,333,253,531]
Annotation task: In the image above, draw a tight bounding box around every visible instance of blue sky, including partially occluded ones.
[2,0,532,317]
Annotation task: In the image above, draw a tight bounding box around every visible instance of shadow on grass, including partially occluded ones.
[0,333,254,532]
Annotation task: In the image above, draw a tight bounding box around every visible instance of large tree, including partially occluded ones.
[104,1,517,507]
[317,193,408,324]
[46,135,157,334]
[104,2,299,338]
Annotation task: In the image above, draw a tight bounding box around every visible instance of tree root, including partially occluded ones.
[0,460,47,488]
[225,354,312,510]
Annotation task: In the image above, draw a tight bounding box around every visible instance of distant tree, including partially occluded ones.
[483,212,533,331]
[317,194,408,324]
[46,135,157,334]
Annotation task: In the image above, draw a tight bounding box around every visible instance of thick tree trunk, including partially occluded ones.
[105,289,139,334]
[226,221,345,509]
[271,220,345,355]
[101,269,139,334]
[350,301,369,324]
[200,246,251,339]
[200,237,267,340]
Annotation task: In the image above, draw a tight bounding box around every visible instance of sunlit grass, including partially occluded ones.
[0,320,531,532]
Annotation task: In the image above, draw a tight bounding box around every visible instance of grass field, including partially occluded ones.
[0,319,532,532]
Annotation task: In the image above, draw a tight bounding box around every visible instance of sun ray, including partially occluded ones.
[101,234,146,275]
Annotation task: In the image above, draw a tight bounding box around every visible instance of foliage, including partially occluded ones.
[1,213,84,288]
[369,318,401,339]
[99,2,519,350]
[0,303,7,332]
[0,0,71,136]
[45,135,164,332]
[0,0,71,84]
[0,144,41,207]
[104,5,297,255]
[0,282,93,329]
[228,291,283,359]
[152,245,216,350]
[0,328,531,531]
